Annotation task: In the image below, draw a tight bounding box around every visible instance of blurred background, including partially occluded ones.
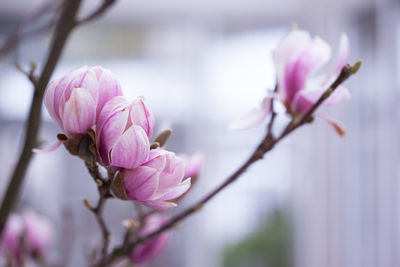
[0,0,398,266]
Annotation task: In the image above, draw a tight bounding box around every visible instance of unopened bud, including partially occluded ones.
[351,60,362,74]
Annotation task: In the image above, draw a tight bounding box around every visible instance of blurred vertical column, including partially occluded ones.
[374,0,400,266]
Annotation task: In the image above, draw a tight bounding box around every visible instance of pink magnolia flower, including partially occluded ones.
[0,214,23,262]
[129,214,171,265]
[230,29,350,132]
[96,96,153,169]
[0,210,54,263]
[121,149,191,210]
[21,210,54,256]
[274,30,350,115]
[39,66,123,152]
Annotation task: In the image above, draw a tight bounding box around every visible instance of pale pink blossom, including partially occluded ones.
[274,30,350,115]
[129,214,171,265]
[230,29,350,131]
[96,96,153,169]
[38,66,123,152]
[228,96,273,130]
[21,210,54,256]
[121,149,191,210]
[0,210,54,264]
[0,214,23,262]
[44,66,123,131]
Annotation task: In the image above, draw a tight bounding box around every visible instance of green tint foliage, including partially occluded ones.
[223,208,292,267]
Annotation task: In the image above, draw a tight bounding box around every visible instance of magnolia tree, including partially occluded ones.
[0,0,361,266]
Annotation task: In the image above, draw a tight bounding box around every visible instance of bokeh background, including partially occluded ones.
[0,0,398,266]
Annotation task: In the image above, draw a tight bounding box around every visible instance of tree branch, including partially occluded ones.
[0,0,83,238]
[77,0,118,25]
[93,62,360,266]
[0,0,119,237]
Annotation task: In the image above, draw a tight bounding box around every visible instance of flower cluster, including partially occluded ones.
[43,66,191,210]
[0,210,54,265]
[230,28,351,134]
[39,66,204,264]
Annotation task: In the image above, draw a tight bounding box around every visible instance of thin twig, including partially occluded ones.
[93,62,359,267]
[77,0,118,25]
[85,160,106,185]
[93,188,112,257]
[84,159,115,258]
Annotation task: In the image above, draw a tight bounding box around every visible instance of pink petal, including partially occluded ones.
[331,33,350,78]
[144,149,175,171]
[284,37,331,102]
[148,149,176,173]
[131,232,171,264]
[58,66,91,116]
[0,214,23,260]
[98,107,130,164]
[21,209,54,255]
[96,68,123,116]
[145,152,167,171]
[130,214,171,264]
[273,30,311,92]
[228,96,272,130]
[157,156,185,191]
[141,200,177,210]
[293,84,350,114]
[184,153,204,179]
[44,80,63,128]
[110,125,150,169]
[53,68,85,123]
[130,97,155,138]
[96,96,128,135]
[78,68,100,103]
[123,167,159,201]
[157,178,191,201]
[32,140,62,153]
[61,87,96,135]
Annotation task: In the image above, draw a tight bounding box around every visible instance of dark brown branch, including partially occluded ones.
[0,0,119,238]
[93,187,112,257]
[77,0,118,25]
[0,0,83,237]
[266,84,279,137]
[93,62,360,267]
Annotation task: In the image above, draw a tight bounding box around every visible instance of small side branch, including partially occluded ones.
[84,161,116,258]
[77,0,118,25]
